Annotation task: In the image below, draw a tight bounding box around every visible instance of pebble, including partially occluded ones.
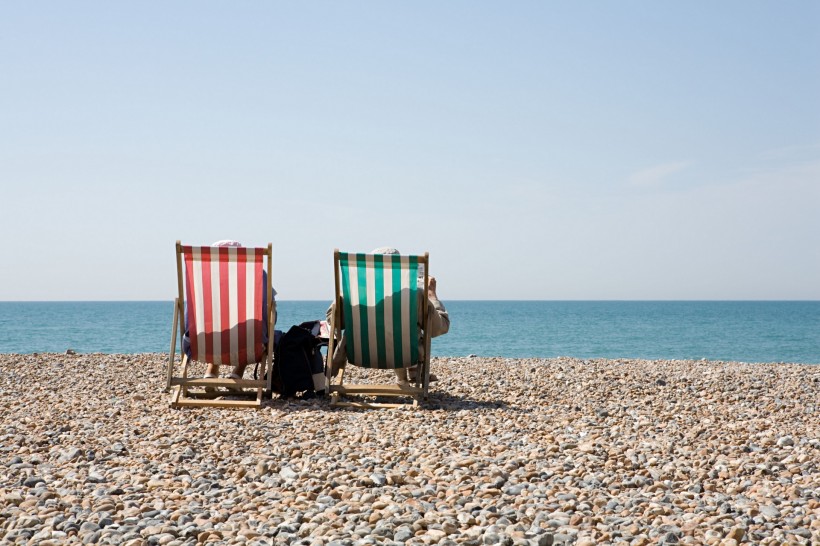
[0,354,818,545]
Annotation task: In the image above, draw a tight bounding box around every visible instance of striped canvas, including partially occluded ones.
[182,245,266,366]
[339,252,420,369]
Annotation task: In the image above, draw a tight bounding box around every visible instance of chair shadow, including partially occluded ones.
[261,390,507,412]
[425,391,508,410]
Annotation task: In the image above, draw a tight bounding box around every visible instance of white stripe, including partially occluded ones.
[245,248,256,361]
[400,256,411,365]
[192,248,206,362]
[347,257,362,365]
[210,248,222,366]
[382,257,395,367]
[228,247,239,366]
[365,254,378,367]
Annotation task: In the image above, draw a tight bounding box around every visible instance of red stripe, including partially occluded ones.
[184,249,199,361]
[237,249,247,363]
[219,246,231,365]
[253,254,264,361]
[202,247,213,362]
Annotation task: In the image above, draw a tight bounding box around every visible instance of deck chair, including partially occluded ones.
[166,241,275,409]
[326,249,432,408]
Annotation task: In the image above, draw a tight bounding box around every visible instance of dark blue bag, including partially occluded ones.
[258,321,326,398]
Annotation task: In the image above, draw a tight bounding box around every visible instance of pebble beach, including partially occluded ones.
[1,354,818,546]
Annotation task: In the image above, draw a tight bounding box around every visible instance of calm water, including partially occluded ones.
[0,301,818,364]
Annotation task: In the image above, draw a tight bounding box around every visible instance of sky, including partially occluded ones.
[1,2,818,301]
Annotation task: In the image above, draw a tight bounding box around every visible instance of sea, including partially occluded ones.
[0,301,818,364]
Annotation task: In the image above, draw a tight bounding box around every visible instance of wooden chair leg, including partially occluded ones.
[166,299,179,393]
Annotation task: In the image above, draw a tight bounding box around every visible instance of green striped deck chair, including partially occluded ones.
[326,249,432,408]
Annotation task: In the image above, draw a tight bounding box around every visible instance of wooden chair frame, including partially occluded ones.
[326,249,432,409]
[166,241,275,409]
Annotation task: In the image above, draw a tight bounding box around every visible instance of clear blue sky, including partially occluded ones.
[2,2,818,300]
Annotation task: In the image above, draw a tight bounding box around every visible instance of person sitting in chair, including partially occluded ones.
[326,247,450,385]
[182,240,276,383]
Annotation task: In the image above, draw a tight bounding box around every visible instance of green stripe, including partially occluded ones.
[339,254,356,364]
[355,253,371,366]
[391,254,403,367]
[407,256,419,363]
[374,254,387,368]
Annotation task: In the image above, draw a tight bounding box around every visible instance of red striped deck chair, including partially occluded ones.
[166,241,275,409]
[326,249,432,408]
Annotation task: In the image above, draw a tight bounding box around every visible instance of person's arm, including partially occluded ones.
[327,301,348,375]
[426,276,450,337]
[326,299,346,329]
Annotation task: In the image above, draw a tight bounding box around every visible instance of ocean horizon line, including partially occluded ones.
[2,299,819,303]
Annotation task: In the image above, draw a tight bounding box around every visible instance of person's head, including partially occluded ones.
[371,247,399,255]
[372,247,427,280]
[212,240,242,247]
